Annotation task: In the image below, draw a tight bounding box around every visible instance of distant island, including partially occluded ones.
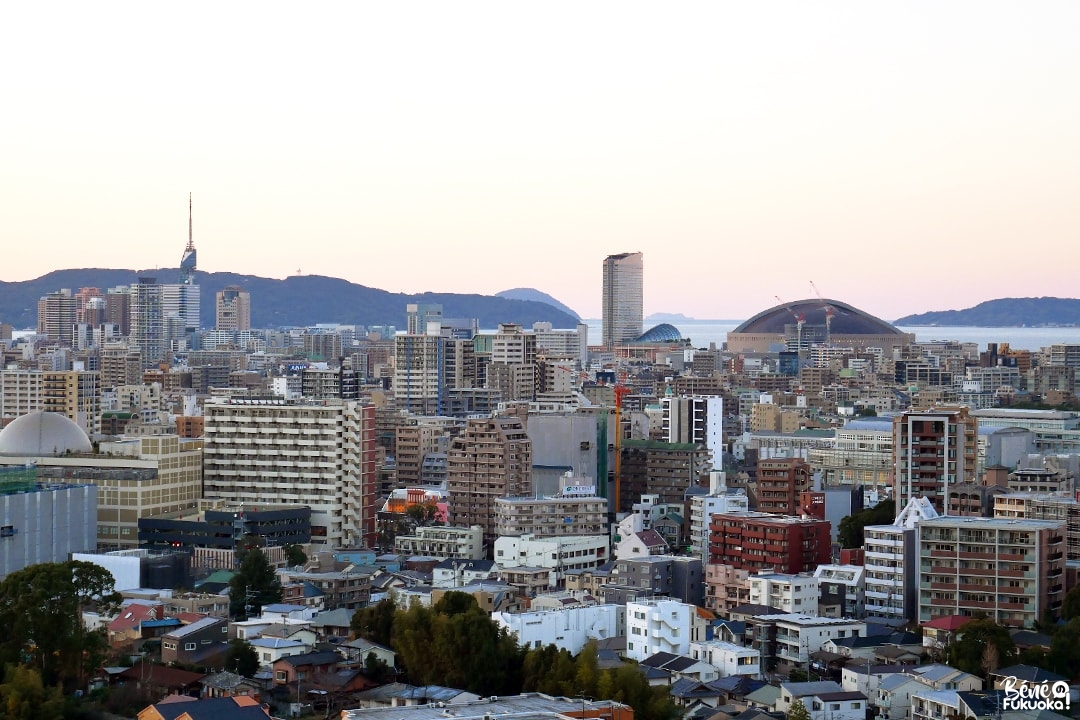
[894,297,1080,327]
[0,269,579,330]
[646,312,697,323]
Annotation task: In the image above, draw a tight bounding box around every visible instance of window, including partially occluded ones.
[184,642,196,651]
[276,671,287,682]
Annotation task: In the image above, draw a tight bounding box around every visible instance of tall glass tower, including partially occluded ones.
[602,252,643,349]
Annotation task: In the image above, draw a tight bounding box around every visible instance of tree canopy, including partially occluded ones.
[943,617,1016,677]
[228,547,283,619]
[0,560,121,689]
[838,499,896,548]
[224,639,260,678]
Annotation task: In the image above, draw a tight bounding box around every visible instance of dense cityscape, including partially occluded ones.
[2,232,1080,720]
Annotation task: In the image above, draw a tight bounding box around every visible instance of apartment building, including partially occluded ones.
[917,516,1066,627]
[447,415,532,549]
[625,598,696,662]
[747,614,866,673]
[756,457,811,515]
[494,486,607,538]
[393,525,485,560]
[393,332,445,415]
[493,533,609,585]
[813,564,865,619]
[748,573,819,614]
[662,395,724,466]
[995,492,1080,562]
[687,487,749,559]
[618,439,712,514]
[688,639,761,679]
[863,497,938,622]
[893,407,978,513]
[708,512,831,574]
[203,398,377,547]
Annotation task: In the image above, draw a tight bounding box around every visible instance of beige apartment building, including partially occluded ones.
[918,516,1066,627]
[494,487,607,538]
[0,370,101,434]
[203,398,377,548]
[447,415,532,550]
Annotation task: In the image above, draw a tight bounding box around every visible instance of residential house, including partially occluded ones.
[201,671,265,701]
[272,650,344,686]
[689,639,761,679]
[160,616,230,666]
[109,603,165,647]
[340,637,396,668]
[775,682,867,720]
[249,637,310,666]
[640,652,719,683]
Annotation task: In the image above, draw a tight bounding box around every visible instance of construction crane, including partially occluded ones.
[809,281,835,345]
[775,295,806,354]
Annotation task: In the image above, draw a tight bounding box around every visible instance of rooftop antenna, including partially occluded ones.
[187,192,194,252]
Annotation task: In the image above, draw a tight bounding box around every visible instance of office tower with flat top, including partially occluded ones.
[602,252,643,349]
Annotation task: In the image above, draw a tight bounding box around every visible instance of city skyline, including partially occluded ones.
[3,3,1079,322]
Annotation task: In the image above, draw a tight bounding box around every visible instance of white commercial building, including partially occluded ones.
[492,603,625,654]
[625,598,695,662]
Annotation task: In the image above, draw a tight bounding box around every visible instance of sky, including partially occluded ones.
[2,2,1079,323]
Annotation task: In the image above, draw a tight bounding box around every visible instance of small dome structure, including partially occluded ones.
[634,323,683,343]
[0,411,93,457]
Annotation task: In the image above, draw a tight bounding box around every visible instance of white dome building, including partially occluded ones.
[0,411,93,457]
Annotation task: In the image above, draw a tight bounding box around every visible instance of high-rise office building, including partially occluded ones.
[216,285,251,331]
[601,252,643,349]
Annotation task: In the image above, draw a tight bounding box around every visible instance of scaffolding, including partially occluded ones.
[0,464,37,495]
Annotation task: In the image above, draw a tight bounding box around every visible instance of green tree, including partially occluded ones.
[284,544,307,567]
[224,639,260,677]
[351,598,397,647]
[364,651,390,683]
[788,699,812,720]
[943,618,1016,677]
[838,499,896,548]
[1061,583,1080,620]
[0,665,68,720]
[229,547,283,619]
[0,561,120,690]
[1045,618,1080,680]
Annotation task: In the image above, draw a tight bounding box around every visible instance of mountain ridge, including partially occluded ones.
[0,269,579,330]
[894,297,1080,327]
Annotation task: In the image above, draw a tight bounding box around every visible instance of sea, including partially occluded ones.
[583,320,1080,354]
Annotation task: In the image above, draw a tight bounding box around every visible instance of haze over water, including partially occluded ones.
[584,321,1080,353]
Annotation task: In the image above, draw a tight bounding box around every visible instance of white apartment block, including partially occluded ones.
[494,491,607,538]
[393,333,444,415]
[493,534,609,584]
[748,573,819,614]
[394,525,485,560]
[689,639,760,679]
[625,598,695,662]
[203,398,376,547]
[863,496,937,622]
[492,603,624,654]
[687,485,748,559]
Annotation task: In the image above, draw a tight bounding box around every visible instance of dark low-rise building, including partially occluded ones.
[139,502,311,551]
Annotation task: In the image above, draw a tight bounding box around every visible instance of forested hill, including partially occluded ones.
[0,269,578,330]
[894,297,1080,327]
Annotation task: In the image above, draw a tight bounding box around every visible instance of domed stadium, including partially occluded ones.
[0,411,93,457]
[635,323,683,343]
[726,299,913,353]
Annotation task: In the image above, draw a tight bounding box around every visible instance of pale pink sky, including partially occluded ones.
[2,2,1078,322]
